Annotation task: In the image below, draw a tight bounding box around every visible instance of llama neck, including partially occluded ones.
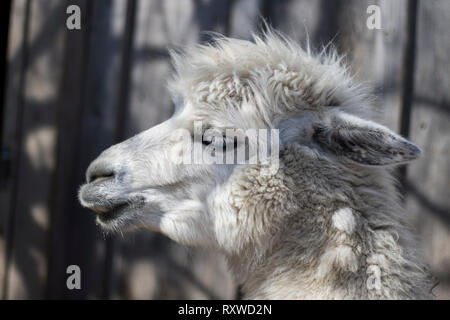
[226,168,432,299]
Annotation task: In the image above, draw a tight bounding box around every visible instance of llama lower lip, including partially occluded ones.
[95,202,130,223]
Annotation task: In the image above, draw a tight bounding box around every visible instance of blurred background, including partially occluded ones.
[0,0,449,299]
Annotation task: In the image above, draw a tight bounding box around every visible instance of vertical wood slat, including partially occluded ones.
[378,0,410,132]
[397,0,418,191]
[46,0,92,299]
[0,0,12,145]
[0,0,30,299]
[60,0,129,299]
[406,0,450,299]
[101,0,137,299]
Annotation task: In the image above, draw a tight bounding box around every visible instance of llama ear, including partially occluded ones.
[312,112,421,166]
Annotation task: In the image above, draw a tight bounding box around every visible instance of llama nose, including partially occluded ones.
[86,160,117,184]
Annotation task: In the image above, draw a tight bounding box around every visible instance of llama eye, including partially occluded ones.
[202,134,212,146]
[202,129,230,149]
[202,132,216,146]
[203,134,228,149]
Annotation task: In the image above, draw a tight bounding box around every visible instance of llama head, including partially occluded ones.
[78,31,421,251]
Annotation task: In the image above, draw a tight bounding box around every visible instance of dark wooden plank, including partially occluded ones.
[406,0,450,300]
[45,0,92,299]
[100,0,136,299]
[0,0,29,299]
[57,0,130,299]
[379,0,410,132]
[0,0,12,145]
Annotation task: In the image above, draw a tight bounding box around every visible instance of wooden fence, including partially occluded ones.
[0,0,449,299]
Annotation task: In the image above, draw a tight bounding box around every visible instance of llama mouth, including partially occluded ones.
[87,192,158,232]
[93,202,131,224]
[89,197,146,226]
[79,181,146,225]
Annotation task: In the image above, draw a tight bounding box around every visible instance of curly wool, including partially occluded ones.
[225,146,433,299]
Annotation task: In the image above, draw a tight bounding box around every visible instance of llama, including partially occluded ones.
[79,30,434,299]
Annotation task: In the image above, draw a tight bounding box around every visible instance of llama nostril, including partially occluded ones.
[87,165,116,184]
[89,172,115,184]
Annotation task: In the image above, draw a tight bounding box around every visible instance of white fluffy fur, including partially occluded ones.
[80,30,434,299]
